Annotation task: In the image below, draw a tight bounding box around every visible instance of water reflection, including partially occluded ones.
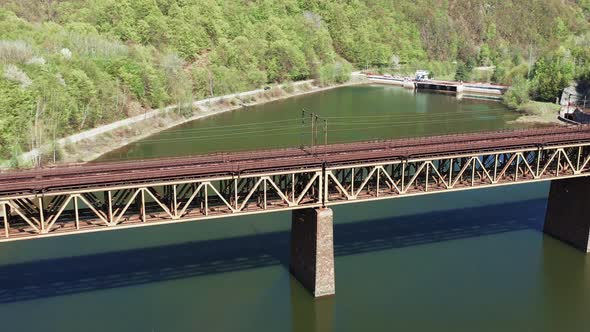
[540,235,590,332]
[98,85,520,161]
[290,277,335,332]
[0,198,545,304]
[0,86,576,331]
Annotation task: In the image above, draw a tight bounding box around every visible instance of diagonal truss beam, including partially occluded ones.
[2,143,590,242]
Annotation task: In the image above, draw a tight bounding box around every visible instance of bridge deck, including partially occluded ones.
[3,125,590,242]
[2,125,590,197]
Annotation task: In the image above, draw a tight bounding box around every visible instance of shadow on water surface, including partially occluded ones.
[0,198,546,304]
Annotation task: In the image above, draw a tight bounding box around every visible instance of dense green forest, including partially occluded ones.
[1,0,590,160]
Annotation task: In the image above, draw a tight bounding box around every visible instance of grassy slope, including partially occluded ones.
[0,0,588,161]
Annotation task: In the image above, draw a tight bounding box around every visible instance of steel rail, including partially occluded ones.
[2,125,590,242]
[2,125,590,197]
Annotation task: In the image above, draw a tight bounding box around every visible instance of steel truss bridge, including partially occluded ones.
[2,126,590,242]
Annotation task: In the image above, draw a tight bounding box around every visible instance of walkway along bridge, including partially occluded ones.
[3,126,590,297]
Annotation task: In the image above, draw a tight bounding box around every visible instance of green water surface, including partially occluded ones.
[0,85,587,332]
[99,85,525,161]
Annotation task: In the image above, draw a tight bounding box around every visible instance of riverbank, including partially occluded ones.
[3,73,561,169]
[509,101,563,125]
[2,74,367,168]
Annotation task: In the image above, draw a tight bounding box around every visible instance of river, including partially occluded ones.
[1,85,588,331]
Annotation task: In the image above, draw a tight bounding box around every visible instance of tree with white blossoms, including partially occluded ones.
[60,48,72,60]
[4,64,32,89]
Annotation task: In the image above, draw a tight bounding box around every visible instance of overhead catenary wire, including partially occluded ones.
[146,107,511,136]
[133,116,509,146]
[101,107,522,163]
[322,107,511,120]
[141,110,512,142]
[3,126,584,196]
[130,116,502,146]
[161,117,303,133]
[56,124,570,164]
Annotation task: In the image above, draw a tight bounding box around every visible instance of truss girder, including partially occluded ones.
[0,169,323,241]
[2,143,590,242]
[324,145,589,205]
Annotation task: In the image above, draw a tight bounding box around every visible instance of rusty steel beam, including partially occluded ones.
[0,142,588,242]
[2,125,590,196]
[0,169,324,241]
[2,127,590,242]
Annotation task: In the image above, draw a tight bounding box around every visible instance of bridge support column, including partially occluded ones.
[0,202,8,238]
[544,177,590,252]
[290,208,335,297]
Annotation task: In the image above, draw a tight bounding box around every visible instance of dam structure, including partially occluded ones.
[365,74,509,98]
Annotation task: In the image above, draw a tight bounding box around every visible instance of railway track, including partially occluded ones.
[2,125,590,196]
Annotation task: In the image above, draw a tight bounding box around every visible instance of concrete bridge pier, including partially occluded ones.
[544,177,590,252]
[290,207,335,297]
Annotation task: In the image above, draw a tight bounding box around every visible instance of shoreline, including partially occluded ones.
[508,101,564,126]
[6,75,367,167]
[88,79,368,163]
[75,81,563,163]
[2,74,562,169]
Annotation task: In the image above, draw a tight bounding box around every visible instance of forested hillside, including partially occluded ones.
[1,0,590,161]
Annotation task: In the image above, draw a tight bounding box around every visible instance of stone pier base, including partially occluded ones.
[544,177,590,252]
[290,208,335,297]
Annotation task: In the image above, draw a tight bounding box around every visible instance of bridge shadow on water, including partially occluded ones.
[0,198,546,304]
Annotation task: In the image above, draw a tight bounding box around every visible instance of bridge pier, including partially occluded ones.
[0,202,8,238]
[544,177,590,252]
[290,208,335,297]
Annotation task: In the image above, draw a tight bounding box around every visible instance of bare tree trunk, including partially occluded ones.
[208,70,214,106]
[79,104,89,130]
[45,0,56,20]
[52,123,56,164]
[34,100,41,167]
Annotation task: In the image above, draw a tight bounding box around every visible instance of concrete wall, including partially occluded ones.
[571,109,590,124]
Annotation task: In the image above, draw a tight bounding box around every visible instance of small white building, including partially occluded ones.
[415,70,429,81]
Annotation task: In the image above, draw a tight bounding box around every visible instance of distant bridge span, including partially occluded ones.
[3,125,590,296]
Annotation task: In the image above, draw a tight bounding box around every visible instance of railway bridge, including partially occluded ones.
[2,126,590,297]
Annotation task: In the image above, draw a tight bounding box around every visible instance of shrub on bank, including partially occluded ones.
[317,61,352,86]
[504,77,531,108]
